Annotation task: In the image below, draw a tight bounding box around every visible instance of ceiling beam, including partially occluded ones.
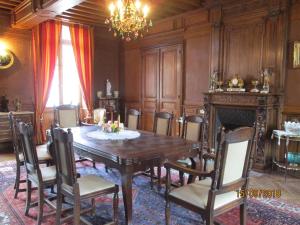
[11,0,86,29]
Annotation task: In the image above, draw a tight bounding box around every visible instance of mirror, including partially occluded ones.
[293,41,300,69]
[0,50,14,69]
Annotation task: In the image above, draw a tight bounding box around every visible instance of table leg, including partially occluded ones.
[121,171,133,225]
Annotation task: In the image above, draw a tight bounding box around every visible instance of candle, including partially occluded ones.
[118,114,121,124]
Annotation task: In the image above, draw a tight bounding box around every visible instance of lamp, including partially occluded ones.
[0,42,14,69]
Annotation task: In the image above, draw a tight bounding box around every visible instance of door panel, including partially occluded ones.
[159,45,183,135]
[141,48,159,131]
[141,45,183,135]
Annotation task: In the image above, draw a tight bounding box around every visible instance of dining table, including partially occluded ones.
[70,125,200,225]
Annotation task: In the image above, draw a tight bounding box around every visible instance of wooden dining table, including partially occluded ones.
[70,126,200,225]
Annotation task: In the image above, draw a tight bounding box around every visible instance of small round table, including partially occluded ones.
[271,130,300,182]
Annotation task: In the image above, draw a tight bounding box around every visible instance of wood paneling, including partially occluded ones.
[0,14,34,112]
[284,1,300,112]
[93,27,120,104]
[141,48,159,131]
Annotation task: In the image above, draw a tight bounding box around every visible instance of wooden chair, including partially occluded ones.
[54,104,80,128]
[8,112,53,199]
[176,115,205,185]
[125,108,141,130]
[151,111,174,188]
[165,126,255,225]
[17,122,57,225]
[153,111,173,136]
[54,104,96,168]
[53,127,119,225]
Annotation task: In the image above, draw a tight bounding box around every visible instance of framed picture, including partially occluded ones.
[293,41,300,69]
[0,50,14,69]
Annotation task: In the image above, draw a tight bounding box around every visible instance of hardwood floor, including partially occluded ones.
[0,152,299,205]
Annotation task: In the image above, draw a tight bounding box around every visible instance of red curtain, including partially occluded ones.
[32,20,62,144]
[69,24,94,115]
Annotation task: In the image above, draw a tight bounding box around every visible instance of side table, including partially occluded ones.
[271,130,300,182]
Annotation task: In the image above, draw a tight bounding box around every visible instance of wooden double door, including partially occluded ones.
[141,44,183,135]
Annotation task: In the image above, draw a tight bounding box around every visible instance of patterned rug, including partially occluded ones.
[0,160,299,225]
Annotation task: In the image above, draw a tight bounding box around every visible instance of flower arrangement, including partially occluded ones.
[100,120,120,133]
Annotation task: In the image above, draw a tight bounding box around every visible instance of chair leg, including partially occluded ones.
[56,188,63,225]
[179,171,185,186]
[206,215,213,225]
[93,160,96,168]
[91,198,96,216]
[113,191,119,225]
[150,167,154,190]
[14,162,21,198]
[165,199,170,225]
[37,184,44,225]
[240,203,246,225]
[157,165,161,190]
[73,195,81,225]
[25,179,32,216]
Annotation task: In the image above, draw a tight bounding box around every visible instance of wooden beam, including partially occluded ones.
[11,0,86,29]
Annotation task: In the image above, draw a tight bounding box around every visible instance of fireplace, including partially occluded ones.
[203,92,282,170]
[214,107,256,149]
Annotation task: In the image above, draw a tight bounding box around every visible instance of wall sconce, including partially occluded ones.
[0,42,14,69]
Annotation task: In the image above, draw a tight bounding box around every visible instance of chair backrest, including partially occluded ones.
[182,115,204,142]
[93,108,106,124]
[126,109,141,130]
[212,126,255,191]
[55,105,80,128]
[52,127,77,187]
[153,112,174,136]
[8,112,21,156]
[17,122,39,174]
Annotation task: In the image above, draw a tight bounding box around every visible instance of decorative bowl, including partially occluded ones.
[284,121,300,135]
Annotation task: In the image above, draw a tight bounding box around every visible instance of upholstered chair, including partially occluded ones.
[153,111,173,136]
[54,104,80,128]
[54,104,96,168]
[53,127,119,225]
[151,111,174,189]
[8,112,53,199]
[17,122,57,225]
[125,108,141,130]
[165,127,255,225]
[176,115,205,185]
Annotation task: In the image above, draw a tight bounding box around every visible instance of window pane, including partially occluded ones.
[46,62,59,107]
[62,42,81,105]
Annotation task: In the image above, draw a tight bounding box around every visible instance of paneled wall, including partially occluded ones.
[284,1,300,119]
[121,8,211,117]
[0,13,34,111]
[120,0,300,127]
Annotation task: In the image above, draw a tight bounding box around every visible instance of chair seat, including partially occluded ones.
[19,144,52,162]
[31,165,56,182]
[169,178,239,210]
[177,158,192,166]
[78,175,116,197]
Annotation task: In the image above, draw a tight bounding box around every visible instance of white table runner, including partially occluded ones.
[86,130,141,140]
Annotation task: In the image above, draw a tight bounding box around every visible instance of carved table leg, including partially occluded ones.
[121,167,133,225]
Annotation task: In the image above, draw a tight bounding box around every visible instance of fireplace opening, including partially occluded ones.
[214,107,256,149]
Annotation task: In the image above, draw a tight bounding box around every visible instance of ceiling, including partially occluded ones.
[0,0,203,27]
[0,0,23,11]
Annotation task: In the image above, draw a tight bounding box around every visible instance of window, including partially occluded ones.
[46,25,84,107]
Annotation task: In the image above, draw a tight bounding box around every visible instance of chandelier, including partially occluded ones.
[105,0,152,41]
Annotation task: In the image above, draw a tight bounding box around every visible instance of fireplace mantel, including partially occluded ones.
[203,92,283,170]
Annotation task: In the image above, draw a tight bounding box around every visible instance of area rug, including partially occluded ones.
[0,160,299,225]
